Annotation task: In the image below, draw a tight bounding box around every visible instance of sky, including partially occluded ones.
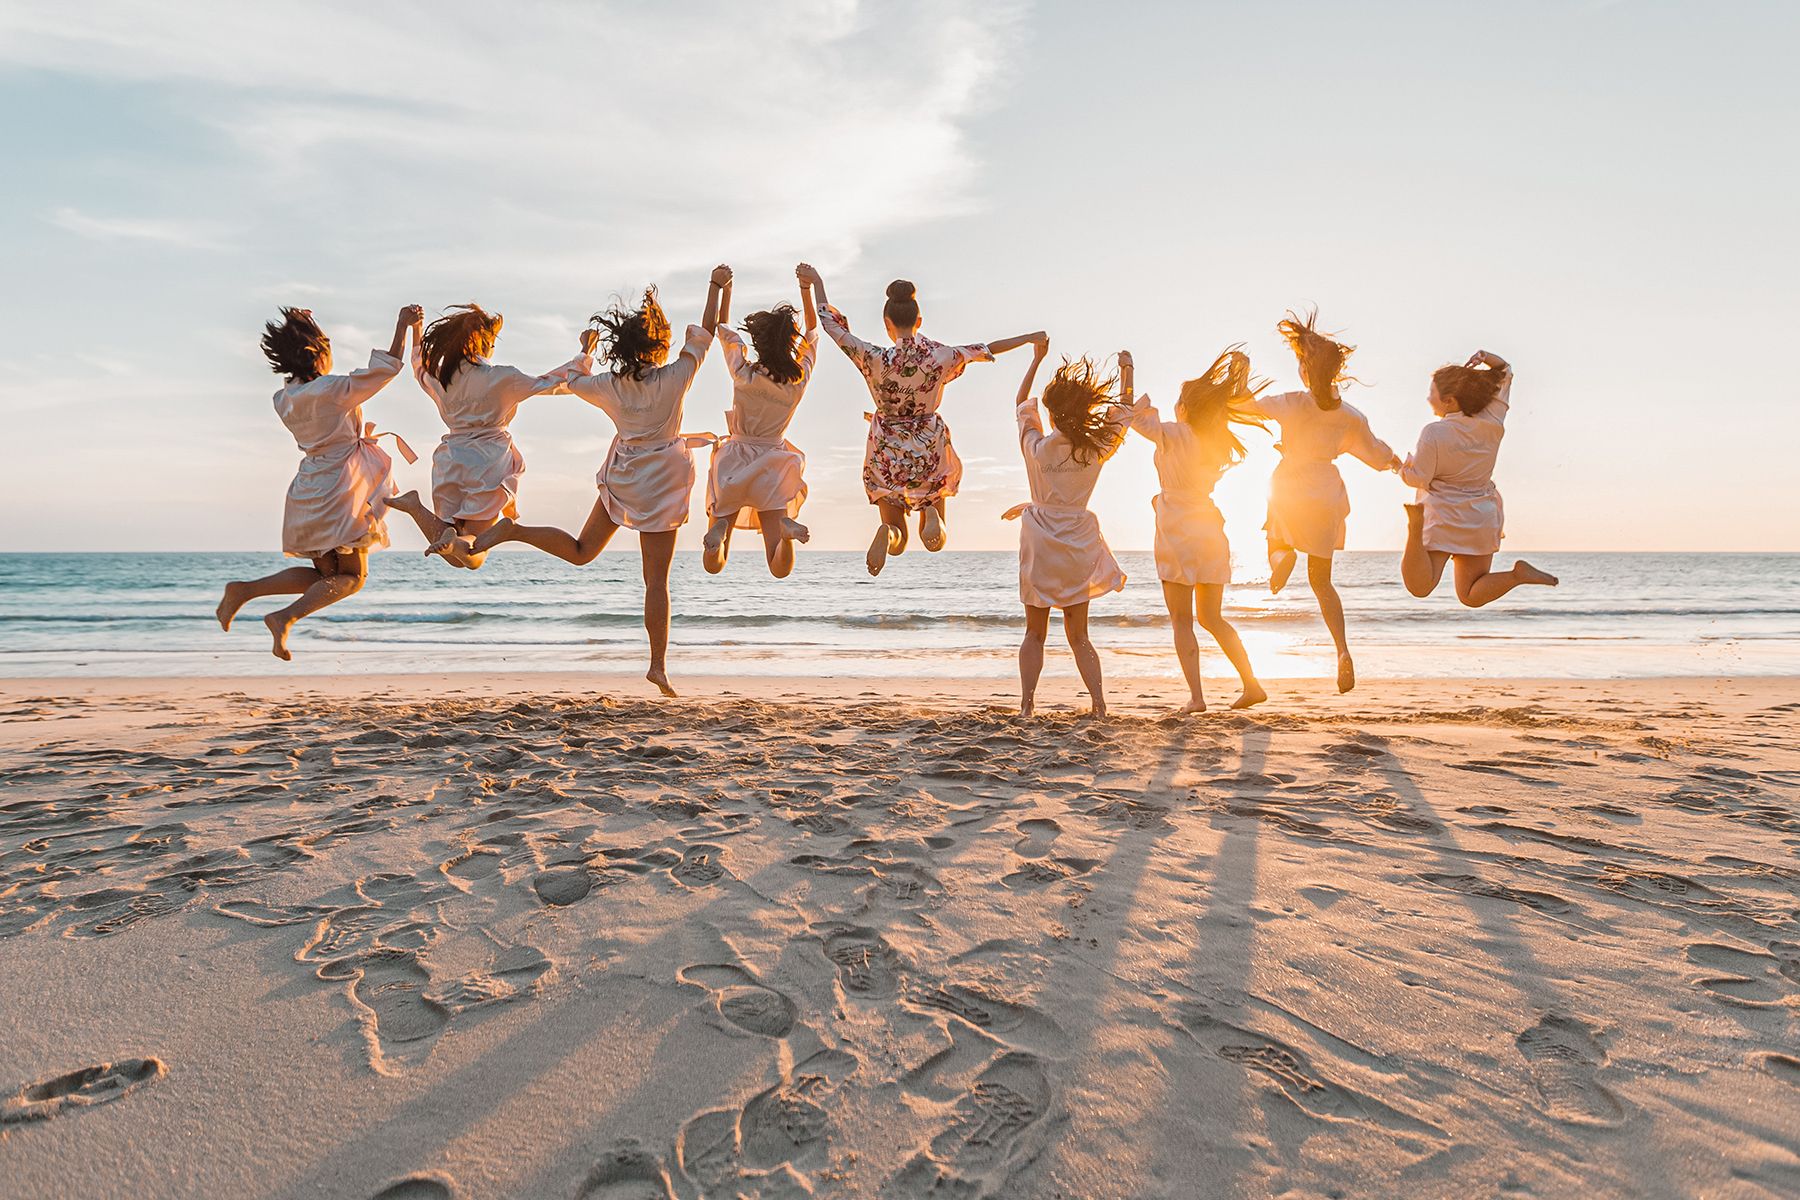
[1,0,1796,555]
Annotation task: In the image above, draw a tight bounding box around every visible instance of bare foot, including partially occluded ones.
[1514,559,1559,587]
[1336,653,1356,694]
[1020,698,1035,718]
[1177,697,1208,714]
[1268,549,1297,594]
[920,506,947,552]
[781,517,811,544]
[1231,682,1269,709]
[216,583,248,632]
[866,524,896,576]
[264,612,294,661]
[391,489,424,514]
[646,667,678,698]
[1085,705,1108,719]
[703,522,729,574]
[437,535,479,569]
[470,517,514,555]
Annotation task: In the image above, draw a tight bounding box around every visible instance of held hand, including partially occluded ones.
[795,262,820,286]
[580,328,601,355]
[1117,349,1132,370]
[711,264,733,288]
[399,304,424,327]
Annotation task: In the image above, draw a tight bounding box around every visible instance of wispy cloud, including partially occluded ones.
[47,206,229,250]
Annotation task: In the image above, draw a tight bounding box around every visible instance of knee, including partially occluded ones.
[1405,577,1435,599]
[1022,628,1048,649]
[1197,614,1230,638]
[572,544,601,566]
[769,559,793,580]
[1454,582,1489,608]
[340,571,367,595]
[1065,632,1094,655]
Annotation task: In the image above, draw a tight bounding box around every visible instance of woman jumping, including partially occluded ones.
[1006,338,1128,718]
[1398,349,1557,604]
[1126,346,1271,712]
[1252,309,1398,693]
[388,304,594,569]
[701,265,818,578]
[473,266,730,696]
[798,263,1043,575]
[217,304,421,660]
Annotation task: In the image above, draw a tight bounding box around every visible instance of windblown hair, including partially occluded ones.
[261,307,330,383]
[421,304,503,389]
[1277,308,1357,408]
[1431,361,1506,416]
[883,278,920,331]
[1176,347,1271,466]
[593,287,672,381]
[742,303,804,385]
[1043,356,1126,465]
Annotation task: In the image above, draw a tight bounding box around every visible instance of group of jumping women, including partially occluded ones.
[215,264,1558,714]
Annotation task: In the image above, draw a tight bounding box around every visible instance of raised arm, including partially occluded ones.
[1467,348,1513,424]
[1015,334,1050,408]
[1014,334,1050,448]
[798,267,819,334]
[989,330,1048,356]
[797,262,828,311]
[1467,348,1510,373]
[717,273,733,328]
[700,264,731,334]
[388,305,420,360]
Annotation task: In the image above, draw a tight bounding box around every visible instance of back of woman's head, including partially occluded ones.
[422,304,503,388]
[593,287,671,381]
[1276,308,1355,407]
[1043,356,1125,465]
[882,279,920,332]
[1431,362,1505,416]
[261,307,330,383]
[1177,347,1270,465]
[741,303,803,385]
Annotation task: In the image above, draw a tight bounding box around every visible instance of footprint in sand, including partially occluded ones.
[578,1139,676,1199]
[299,907,389,963]
[432,944,554,1012]
[737,1048,860,1171]
[677,964,799,1039]
[1012,818,1062,859]
[1,1057,166,1126]
[1760,1054,1800,1087]
[320,949,450,1064]
[902,982,1068,1054]
[215,898,338,927]
[1515,1015,1623,1126]
[369,1176,453,1199]
[671,844,729,888]
[817,924,905,1000]
[65,889,186,939]
[532,865,595,907]
[889,1052,1051,1195]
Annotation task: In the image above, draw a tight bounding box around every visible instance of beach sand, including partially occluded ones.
[2,673,1797,1199]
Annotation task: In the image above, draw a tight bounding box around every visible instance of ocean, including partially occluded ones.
[0,552,1795,680]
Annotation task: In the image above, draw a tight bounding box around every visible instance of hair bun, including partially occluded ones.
[886,279,916,302]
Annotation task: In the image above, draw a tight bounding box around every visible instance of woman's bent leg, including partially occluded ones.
[217,567,322,631]
[640,530,679,697]
[867,500,910,576]
[703,515,734,574]
[264,550,367,661]
[920,499,948,552]
[1160,581,1206,712]
[1453,554,1559,608]
[757,511,795,578]
[1401,505,1451,597]
[473,498,619,565]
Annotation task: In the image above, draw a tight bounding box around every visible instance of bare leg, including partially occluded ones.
[757,510,795,579]
[1018,605,1050,717]
[1063,602,1107,718]
[1268,541,1298,594]
[866,500,909,576]
[1197,584,1266,708]
[920,500,948,552]
[703,515,733,575]
[388,490,454,549]
[1160,581,1206,713]
[217,567,321,631]
[1306,554,1354,692]
[639,530,678,697]
[264,550,367,661]
[1400,504,1451,597]
[474,498,620,565]
[1453,554,1559,608]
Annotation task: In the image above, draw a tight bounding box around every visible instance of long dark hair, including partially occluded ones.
[593,288,671,381]
[421,304,503,389]
[1177,347,1270,466]
[883,278,920,331]
[1277,308,1357,408]
[261,307,329,383]
[742,304,804,385]
[1432,361,1506,415]
[1043,356,1126,465]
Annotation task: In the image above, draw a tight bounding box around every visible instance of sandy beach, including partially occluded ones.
[2,673,1797,1199]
